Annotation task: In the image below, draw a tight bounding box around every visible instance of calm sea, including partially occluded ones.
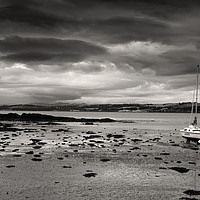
[0,110,195,131]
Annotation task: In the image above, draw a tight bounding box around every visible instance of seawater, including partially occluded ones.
[0,110,193,131]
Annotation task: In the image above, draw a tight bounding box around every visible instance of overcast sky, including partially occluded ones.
[0,0,200,104]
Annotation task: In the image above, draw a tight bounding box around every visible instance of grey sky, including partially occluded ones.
[0,0,199,104]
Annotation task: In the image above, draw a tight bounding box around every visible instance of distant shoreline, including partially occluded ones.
[0,102,194,113]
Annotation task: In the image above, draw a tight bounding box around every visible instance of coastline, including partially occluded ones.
[0,113,199,200]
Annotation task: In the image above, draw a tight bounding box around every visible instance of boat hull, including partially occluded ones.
[181,131,200,142]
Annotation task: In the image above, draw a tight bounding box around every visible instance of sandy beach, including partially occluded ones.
[0,118,199,200]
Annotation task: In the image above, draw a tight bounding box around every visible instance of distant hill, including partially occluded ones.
[0,102,196,113]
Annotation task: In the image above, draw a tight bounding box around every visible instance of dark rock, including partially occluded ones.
[32,146,42,149]
[159,167,167,169]
[188,162,196,165]
[100,158,111,162]
[107,134,113,138]
[33,154,41,157]
[131,139,143,142]
[154,157,163,160]
[12,149,19,152]
[25,151,34,154]
[83,172,97,178]
[84,122,94,125]
[6,165,15,168]
[170,167,190,173]
[63,166,72,168]
[0,149,5,151]
[13,154,22,157]
[183,190,200,195]
[113,134,125,139]
[179,197,198,200]
[57,157,64,160]
[160,152,170,155]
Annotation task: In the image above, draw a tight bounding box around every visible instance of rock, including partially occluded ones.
[6,165,15,168]
[131,139,143,142]
[63,166,72,168]
[33,154,41,157]
[113,134,125,139]
[100,158,111,162]
[183,190,200,195]
[188,162,196,165]
[179,197,198,200]
[13,154,22,157]
[170,167,190,173]
[32,146,42,149]
[84,122,94,125]
[25,151,34,154]
[154,157,163,160]
[86,131,96,134]
[159,167,167,169]
[160,152,170,155]
[83,172,97,178]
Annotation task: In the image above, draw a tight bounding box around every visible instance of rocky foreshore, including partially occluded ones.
[0,116,199,200]
[0,113,115,122]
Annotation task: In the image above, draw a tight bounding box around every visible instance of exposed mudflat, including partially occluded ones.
[0,117,199,200]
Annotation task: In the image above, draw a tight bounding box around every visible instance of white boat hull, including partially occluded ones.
[181,132,200,141]
[180,126,200,142]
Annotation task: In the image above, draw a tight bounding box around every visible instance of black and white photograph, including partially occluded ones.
[0,0,200,199]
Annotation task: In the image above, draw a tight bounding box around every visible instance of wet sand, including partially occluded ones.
[0,119,199,200]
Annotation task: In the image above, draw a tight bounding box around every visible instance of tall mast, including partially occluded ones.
[194,65,199,126]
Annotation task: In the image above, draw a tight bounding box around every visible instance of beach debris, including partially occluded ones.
[169,167,190,173]
[83,172,97,178]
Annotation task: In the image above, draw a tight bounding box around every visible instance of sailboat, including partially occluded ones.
[180,65,200,143]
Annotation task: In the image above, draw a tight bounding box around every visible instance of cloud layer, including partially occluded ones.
[0,0,199,104]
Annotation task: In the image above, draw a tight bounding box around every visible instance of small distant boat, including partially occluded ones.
[180,65,200,143]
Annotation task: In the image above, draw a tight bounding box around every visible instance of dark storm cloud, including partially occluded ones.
[0,36,107,63]
[0,1,65,28]
[1,0,200,45]
[0,0,200,104]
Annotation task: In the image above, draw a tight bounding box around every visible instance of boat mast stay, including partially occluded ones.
[193,65,199,126]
